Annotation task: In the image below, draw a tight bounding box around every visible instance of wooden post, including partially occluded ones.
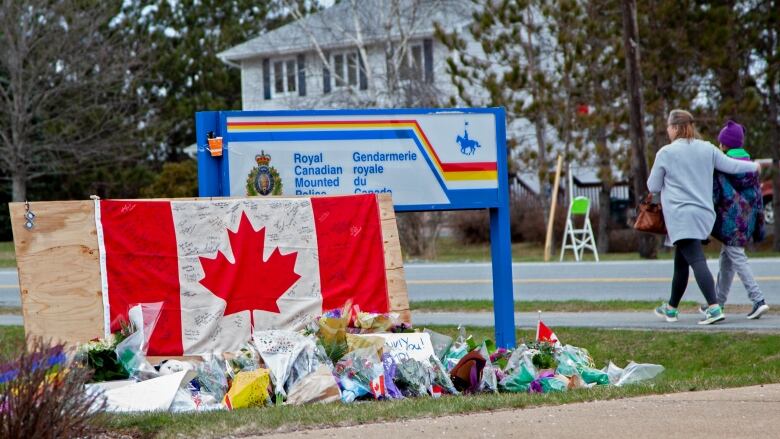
[544,156,564,262]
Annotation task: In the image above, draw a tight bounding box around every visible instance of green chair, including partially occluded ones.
[559,196,599,262]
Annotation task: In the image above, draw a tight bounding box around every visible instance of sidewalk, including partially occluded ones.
[261,384,780,439]
[412,311,780,332]
[3,311,779,331]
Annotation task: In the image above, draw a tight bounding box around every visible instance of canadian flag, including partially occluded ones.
[536,319,561,346]
[95,195,389,356]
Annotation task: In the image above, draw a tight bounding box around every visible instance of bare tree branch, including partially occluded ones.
[0,0,148,200]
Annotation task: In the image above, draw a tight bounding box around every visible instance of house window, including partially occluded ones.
[334,54,344,87]
[323,49,366,93]
[331,51,359,88]
[401,43,425,81]
[347,53,358,86]
[273,59,297,95]
[286,59,296,92]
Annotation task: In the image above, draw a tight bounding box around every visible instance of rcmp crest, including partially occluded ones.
[246,151,282,196]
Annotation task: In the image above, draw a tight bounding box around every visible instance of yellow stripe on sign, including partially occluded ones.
[406,276,780,285]
[442,171,498,181]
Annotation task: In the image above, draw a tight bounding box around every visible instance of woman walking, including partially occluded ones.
[648,110,760,325]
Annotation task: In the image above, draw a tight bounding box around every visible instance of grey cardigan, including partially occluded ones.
[647,138,758,246]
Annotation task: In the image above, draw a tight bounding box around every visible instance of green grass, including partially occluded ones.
[0,306,20,315]
[0,238,777,267]
[0,325,768,438]
[0,325,23,361]
[0,241,15,268]
[412,237,780,263]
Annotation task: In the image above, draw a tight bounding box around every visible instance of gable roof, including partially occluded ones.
[218,0,472,63]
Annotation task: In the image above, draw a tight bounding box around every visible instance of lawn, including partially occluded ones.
[0,241,15,268]
[3,325,778,438]
[413,237,780,263]
[0,238,777,267]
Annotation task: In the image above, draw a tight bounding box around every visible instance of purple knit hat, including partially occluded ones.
[718,120,745,149]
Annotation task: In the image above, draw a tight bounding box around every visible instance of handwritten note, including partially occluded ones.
[355,333,436,365]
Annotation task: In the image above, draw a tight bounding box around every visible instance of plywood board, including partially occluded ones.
[10,201,103,345]
[10,194,410,348]
[376,194,410,323]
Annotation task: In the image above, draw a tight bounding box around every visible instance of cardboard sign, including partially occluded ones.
[356,332,436,365]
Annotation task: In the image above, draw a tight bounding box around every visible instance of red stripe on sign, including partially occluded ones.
[311,194,389,313]
[100,200,183,355]
[439,162,497,172]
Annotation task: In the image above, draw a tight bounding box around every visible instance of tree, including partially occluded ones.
[437,0,559,219]
[141,160,199,198]
[638,1,700,156]
[125,0,288,161]
[0,0,147,202]
[563,0,628,253]
[620,0,656,258]
[746,0,780,250]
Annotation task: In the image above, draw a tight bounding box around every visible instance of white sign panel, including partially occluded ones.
[225,113,500,208]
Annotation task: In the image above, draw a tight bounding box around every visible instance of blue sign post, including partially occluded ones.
[195,108,516,347]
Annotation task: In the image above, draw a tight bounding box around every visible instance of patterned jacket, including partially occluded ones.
[712,148,764,247]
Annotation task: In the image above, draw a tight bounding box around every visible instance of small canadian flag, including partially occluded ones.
[370,376,386,399]
[536,311,561,347]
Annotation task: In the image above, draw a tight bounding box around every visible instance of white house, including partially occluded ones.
[218,0,474,110]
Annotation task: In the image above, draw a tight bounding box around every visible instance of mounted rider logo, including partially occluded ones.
[456,121,481,156]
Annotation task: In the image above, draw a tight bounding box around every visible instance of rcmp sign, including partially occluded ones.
[213,109,504,210]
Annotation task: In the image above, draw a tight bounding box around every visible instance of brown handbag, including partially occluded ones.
[634,194,667,235]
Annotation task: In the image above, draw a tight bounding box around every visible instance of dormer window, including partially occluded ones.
[323,49,367,93]
[332,51,359,88]
[273,59,297,95]
[400,43,425,81]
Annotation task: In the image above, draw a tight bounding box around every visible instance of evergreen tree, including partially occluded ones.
[744,0,780,249]
[124,0,294,160]
[437,0,561,218]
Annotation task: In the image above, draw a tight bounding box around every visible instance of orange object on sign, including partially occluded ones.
[207,137,223,157]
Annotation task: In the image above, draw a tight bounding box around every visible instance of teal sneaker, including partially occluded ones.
[698,305,726,325]
[699,303,724,315]
[654,303,679,322]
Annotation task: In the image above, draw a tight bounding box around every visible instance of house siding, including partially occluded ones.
[239,38,461,111]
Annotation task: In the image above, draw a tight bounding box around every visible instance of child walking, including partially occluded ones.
[706,120,769,319]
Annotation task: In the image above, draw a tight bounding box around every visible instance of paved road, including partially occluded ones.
[0,315,22,325]
[406,258,780,305]
[0,269,18,307]
[260,384,780,439]
[1,258,778,308]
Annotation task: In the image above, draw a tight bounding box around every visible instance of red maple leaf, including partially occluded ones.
[199,212,301,327]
